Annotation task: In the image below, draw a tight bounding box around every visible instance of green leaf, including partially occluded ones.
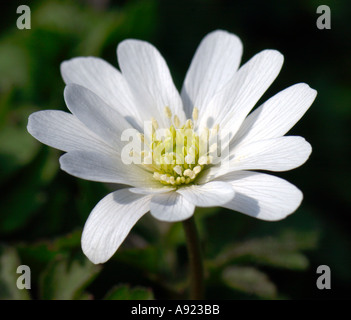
[0,105,42,181]
[222,266,277,299]
[0,42,30,89]
[104,284,154,300]
[17,230,82,266]
[0,148,59,234]
[115,247,162,275]
[212,231,317,271]
[0,246,31,300]
[33,1,96,35]
[39,254,101,300]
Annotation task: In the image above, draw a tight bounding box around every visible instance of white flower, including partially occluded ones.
[27,30,317,264]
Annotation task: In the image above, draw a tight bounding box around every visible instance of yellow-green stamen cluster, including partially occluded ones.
[140,107,217,186]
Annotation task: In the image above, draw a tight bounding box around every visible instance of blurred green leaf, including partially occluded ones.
[222,266,277,299]
[39,253,101,300]
[18,230,82,265]
[115,246,162,275]
[0,42,30,90]
[104,284,154,300]
[76,12,123,56]
[33,1,97,35]
[0,105,41,181]
[0,147,59,234]
[0,125,39,181]
[212,231,318,271]
[15,230,82,289]
[0,246,31,300]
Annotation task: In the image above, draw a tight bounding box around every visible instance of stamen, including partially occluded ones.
[169,176,175,185]
[173,115,180,128]
[152,117,159,130]
[140,108,212,186]
[198,156,208,165]
[185,154,195,164]
[184,169,196,179]
[153,172,161,180]
[185,119,194,129]
[164,106,172,119]
[192,107,199,121]
[193,166,202,175]
[173,165,183,176]
[139,133,145,143]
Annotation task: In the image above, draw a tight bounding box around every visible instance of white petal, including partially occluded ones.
[81,189,151,264]
[59,150,161,188]
[177,181,235,207]
[181,30,243,118]
[218,171,303,221]
[27,110,113,154]
[117,39,186,126]
[129,187,176,194]
[150,192,195,222]
[199,136,312,182]
[61,57,143,129]
[229,136,312,171]
[64,84,134,151]
[200,50,284,137]
[233,83,317,147]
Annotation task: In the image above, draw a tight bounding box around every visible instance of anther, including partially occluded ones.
[173,165,183,176]
[151,118,159,130]
[173,115,180,128]
[183,169,195,179]
[185,154,195,164]
[192,107,199,121]
[185,119,194,129]
[164,106,172,119]
[198,156,208,165]
[193,166,202,175]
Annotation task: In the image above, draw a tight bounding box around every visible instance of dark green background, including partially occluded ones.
[0,0,350,300]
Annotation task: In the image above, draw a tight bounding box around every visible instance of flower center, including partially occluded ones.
[139,107,218,186]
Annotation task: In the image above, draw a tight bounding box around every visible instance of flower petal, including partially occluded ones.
[59,150,161,188]
[81,189,151,264]
[181,30,243,118]
[64,84,134,151]
[200,50,284,138]
[150,192,195,222]
[218,171,303,221]
[27,110,113,154]
[233,83,317,148]
[199,136,312,183]
[61,57,143,129]
[177,181,235,207]
[228,136,312,171]
[117,39,186,126]
[129,187,176,194]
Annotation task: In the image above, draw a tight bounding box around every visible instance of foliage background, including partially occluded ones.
[0,0,350,300]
